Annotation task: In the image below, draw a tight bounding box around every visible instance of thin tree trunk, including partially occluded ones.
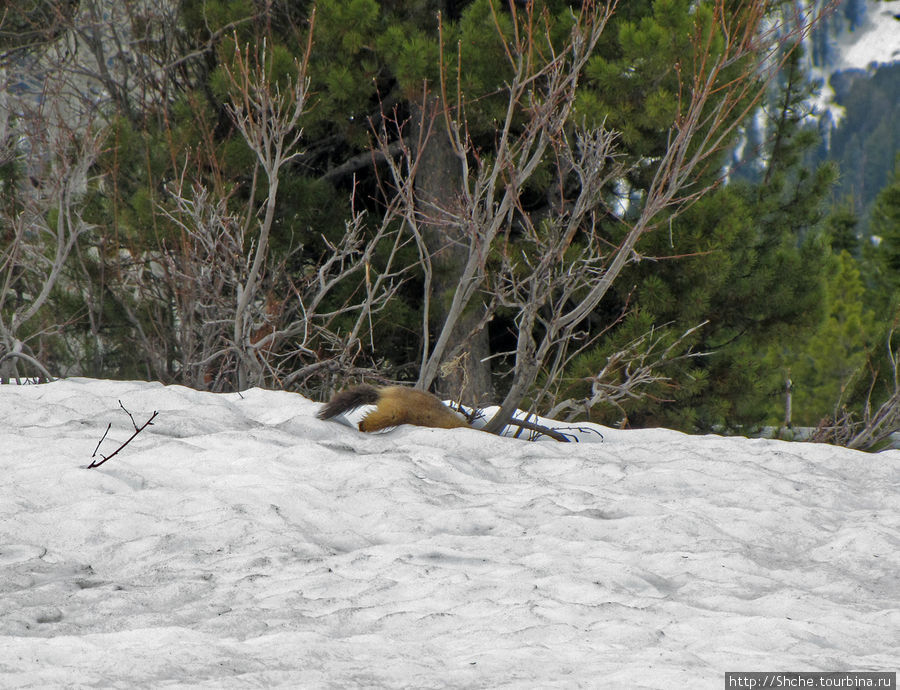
[413,98,494,404]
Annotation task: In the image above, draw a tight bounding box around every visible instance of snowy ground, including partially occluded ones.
[1,378,898,688]
[834,0,900,72]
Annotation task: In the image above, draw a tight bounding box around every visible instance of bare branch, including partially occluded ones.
[88,406,158,469]
[0,347,56,382]
[812,322,900,451]
[547,321,710,425]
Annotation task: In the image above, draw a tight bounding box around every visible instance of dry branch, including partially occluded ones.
[811,323,900,451]
[371,0,835,435]
[88,401,158,469]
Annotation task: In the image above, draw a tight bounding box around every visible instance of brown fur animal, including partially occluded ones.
[317,384,470,432]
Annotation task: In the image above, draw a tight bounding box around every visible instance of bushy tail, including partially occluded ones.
[317,384,380,420]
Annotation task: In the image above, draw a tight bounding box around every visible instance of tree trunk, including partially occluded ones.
[413,98,494,405]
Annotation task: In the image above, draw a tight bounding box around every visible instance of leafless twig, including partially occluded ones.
[547,321,710,425]
[88,402,158,469]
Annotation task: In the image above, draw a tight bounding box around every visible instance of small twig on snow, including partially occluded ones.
[118,399,138,430]
[88,403,158,469]
[91,423,112,458]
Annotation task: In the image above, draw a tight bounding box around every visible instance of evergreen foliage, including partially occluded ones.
[4,0,897,443]
[868,156,900,298]
[760,161,900,437]
[764,250,876,427]
[826,199,861,256]
[561,43,834,431]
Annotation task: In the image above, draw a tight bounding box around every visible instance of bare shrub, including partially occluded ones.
[373,1,832,433]
[811,322,900,451]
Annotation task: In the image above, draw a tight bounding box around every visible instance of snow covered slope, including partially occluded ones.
[1,379,898,688]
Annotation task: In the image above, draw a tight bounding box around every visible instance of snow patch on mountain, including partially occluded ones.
[832,0,900,71]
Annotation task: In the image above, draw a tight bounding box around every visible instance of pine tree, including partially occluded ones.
[559,42,834,431]
[868,156,900,298]
[826,199,861,257]
[764,250,875,427]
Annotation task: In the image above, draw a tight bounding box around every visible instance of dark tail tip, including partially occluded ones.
[317,384,380,420]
